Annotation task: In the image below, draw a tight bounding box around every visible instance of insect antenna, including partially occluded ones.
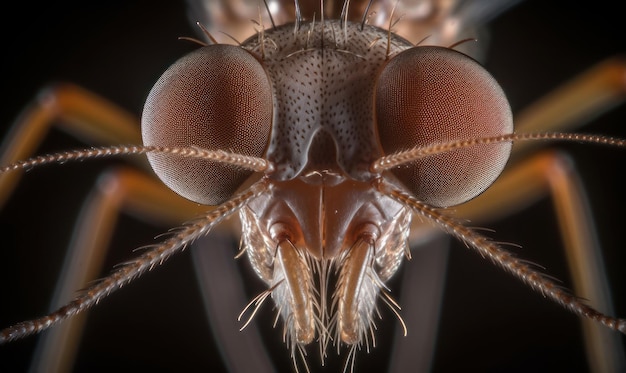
[0,146,271,344]
[0,145,270,175]
[0,145,148,173]
[0,180,268,343]
[375,179,626,334]
[370,132,626,173]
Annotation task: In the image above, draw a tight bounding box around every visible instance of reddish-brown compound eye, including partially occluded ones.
[375,46,513,207]
[142,44,273,205]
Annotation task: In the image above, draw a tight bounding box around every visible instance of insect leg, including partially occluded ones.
[0,83,141,208]
[513,57,626,155]
[27,166,206,372]
[192,232,276,372]
[372,137,625,369]
[387,234,450,373]
[456,149,626,372]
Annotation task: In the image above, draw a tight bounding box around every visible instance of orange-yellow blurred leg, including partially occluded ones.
[29,167,206,373]
[457,150,625,373]
[0,83,142,207]
[512,57,626,155]
[456,57,626,372]
[191,233,277,372]
[388,235,450,373]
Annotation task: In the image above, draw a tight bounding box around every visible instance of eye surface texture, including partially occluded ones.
[375,46,513,207]
[142,44,273,205]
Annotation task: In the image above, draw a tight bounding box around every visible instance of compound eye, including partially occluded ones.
[142,44,273,205]
[375,46,513,207]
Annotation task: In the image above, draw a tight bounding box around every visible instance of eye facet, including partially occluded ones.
[375,46,513,207]
[142,44,273,205]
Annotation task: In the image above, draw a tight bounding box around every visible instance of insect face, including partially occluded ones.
[1,0,624,372]
[138,17,516,361]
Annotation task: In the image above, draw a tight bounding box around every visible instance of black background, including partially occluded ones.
[1,1,625,372]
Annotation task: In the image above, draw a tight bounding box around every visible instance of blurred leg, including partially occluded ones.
[191,234,276,373]
[512,57,626,155]
[0,83,141,207]
[457,150,626,373]
[388,234,450,373]
[29,167,203,373]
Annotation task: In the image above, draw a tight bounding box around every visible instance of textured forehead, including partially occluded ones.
[242,20,413,180]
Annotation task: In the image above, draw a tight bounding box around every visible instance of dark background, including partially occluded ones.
[1,1,625,372]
